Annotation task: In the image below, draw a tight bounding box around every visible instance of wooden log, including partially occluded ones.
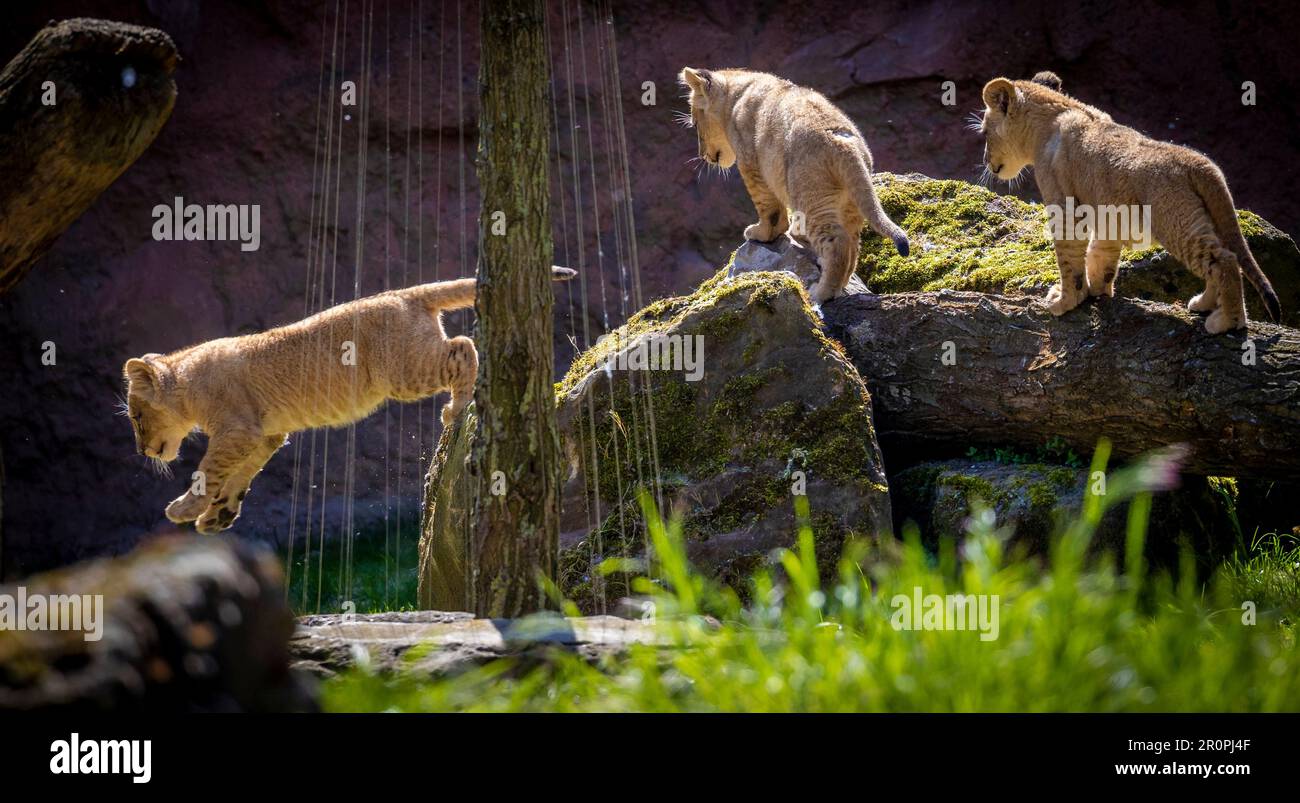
[0,18,177,293]
[822,290,1300,480]
[0,536,314,712]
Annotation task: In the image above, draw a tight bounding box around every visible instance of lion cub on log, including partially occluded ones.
[979,71,1280,333]
[679,67,909,303]
[123,267,576,534]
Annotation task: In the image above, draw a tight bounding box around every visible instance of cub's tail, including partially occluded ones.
[410,266,577,312]
[1194,167,1281,322]
[846,151,909,257]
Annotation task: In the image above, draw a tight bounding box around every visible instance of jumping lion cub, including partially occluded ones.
[679,67,909,303]
[979,71,1280,333]
[123,267,576,534]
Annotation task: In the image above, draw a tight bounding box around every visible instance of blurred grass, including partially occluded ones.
[322,444,1300,712]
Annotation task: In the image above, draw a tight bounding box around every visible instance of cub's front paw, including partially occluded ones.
[166,492,206,524]
[441,404,459,427]
[808,280,836,305]
[1043,284,1082,317]
[743,222,776,243]
[195,500,240,534]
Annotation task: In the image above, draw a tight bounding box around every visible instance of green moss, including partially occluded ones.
[1025,481,1059,511]
[1208,476,1239,502]
[859,175,1288,300]
[557,271,806,399]
[1047,467,1077,489]
[1237,210,1268,239]
[937,473,1009,508]
[859,174,1058,294]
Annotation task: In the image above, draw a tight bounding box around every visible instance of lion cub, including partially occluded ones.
[679,67,909,303]
[123,267,576,534]
[979,71,1280,333]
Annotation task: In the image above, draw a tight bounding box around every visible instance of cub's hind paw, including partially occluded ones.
[1088,279,1115,298]
[1043,284,1082,317]
[195,497,241,534]
[744,222,777,243]
[1188,291,1217,313]
[166,492,206,524]
[1204,307,1244,334]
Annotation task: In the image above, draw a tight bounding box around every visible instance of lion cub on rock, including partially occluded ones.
[679,67,909,303]
[979,71,1279,333]
[123,267,576,533]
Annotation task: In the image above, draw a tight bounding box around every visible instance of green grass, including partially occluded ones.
[1221,531,1300,623]
[322,444,1300,712]
[282,521,421,616]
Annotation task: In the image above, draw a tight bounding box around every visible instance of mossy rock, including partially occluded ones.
[555,271,892,612]
[891,459,1241,567]
[859,173,1300,327]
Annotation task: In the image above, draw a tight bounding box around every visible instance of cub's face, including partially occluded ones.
[123,356,189,462]
[680,67,736,169]
[979,78,1031,181]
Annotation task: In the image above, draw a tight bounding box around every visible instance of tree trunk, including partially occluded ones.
[0,18,177,292]
[467,0,560,617]
[822,291,1300,480]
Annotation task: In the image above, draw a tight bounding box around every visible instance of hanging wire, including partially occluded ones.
[284,0,336,604]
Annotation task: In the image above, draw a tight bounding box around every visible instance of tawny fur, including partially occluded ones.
[122,267,576,534]
[679,67,909,303]
[979,71,1280,333]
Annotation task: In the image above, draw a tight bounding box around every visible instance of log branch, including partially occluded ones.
[0,18,177,293]
[823,291,1300,480]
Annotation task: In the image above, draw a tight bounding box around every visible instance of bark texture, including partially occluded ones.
[0,18,177,292]
[467,0,561,617]
[823,290,1300,480]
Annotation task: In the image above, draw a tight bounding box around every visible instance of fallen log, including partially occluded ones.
[0,536,314,712]
[822,291,1300,480]
[0,18,177,292]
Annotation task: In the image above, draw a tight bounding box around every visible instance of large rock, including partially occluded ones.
[859,174,1300,327]
[0,535,314,711]
[291,610,664,678]
[419,271,893,613]
[553,271,892,611]
[891,460,1240,565]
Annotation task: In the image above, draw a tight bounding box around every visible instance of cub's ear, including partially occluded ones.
[124,354,164,389]
[982,77,1017,115]
[124,357,156,388]
[1031,71,1062,92]
[679,67,714,97]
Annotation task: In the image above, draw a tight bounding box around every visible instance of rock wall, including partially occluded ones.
[2,0,1299,575]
